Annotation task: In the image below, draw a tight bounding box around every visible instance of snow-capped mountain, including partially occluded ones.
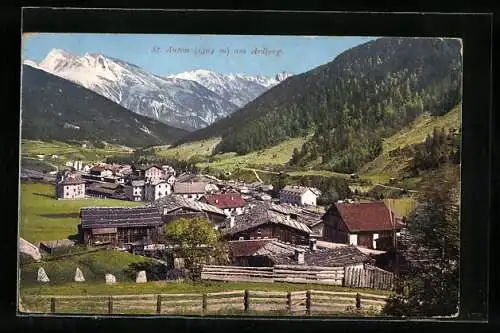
[168,69,292,107]
[24,49,291,131]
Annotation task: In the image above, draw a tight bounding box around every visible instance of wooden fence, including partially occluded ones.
[344,265,393,290]
[201,265,393,290]
[21,290,389,315]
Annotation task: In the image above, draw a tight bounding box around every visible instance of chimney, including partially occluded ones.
[229,216,235,228]
[295,249,305,265]
[309,238,317,251]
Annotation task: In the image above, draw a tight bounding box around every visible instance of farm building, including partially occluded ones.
[227,238,373,268]
[86,182,128,200]
[321,201,404,250]
[221,202,312,245]
[165,175,176,186]
[79,206,164,246]
[55,173,86,200]
[199,193,246,216]
[144,180,171,201]
[149,194,229,229]
[173,182,210,200]
[279,185,318,206]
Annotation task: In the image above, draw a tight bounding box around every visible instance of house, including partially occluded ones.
[279,185,318,206]
[127,179,145,201]
[55,173,86,200]
[199,193,246,216]
[133,165,164,183]
[149,194,229,229]
[89,166,114,178]
[144,180,171,201]
[227,238,373,268]
[268,203,325,239]
[173,182,209,199]
[221,202,311,245]
[86,182,127,200]
[79,206,164,247]
[321,201,403,250]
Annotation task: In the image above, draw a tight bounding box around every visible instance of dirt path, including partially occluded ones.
[374,183,419,193]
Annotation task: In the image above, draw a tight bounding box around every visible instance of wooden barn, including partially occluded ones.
[78,206,164,247]
[321,201,404,250]
[221,202,312,245]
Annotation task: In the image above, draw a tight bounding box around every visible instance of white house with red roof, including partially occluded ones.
[321,201,404,250]
[199,193,246,216]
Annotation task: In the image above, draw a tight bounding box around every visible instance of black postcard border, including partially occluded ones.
[4,8,493,332]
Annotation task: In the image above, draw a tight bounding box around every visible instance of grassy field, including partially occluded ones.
[20,249,153,286]
[20,280,392,297]
[19,182,143,243]
[150,137,221,160]
[21,139,133,169]
[359,105,461,184]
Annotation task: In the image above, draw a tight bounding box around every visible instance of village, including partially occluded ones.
[20,158,407,295]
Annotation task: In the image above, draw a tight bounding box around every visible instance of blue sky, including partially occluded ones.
[22,33,376,76]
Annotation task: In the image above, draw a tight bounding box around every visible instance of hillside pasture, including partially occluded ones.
[19,182,143,243]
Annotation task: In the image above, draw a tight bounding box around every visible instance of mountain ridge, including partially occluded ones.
[21,64,188,148]
[24,49,291,131]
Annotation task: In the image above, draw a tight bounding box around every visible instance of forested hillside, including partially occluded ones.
[175,37,462,174]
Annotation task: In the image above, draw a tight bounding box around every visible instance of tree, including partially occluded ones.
[383,168,460,316]
[163,217,228,281]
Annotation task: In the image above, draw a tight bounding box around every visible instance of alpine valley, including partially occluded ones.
[24,49,291,131]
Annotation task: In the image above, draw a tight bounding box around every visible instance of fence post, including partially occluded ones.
[306,290,311,316]
[108,296,113,315]
[50,297,56,314]
[202,293,207,313]
[244,290,250,313]
[156,295,162,314]
[286,291,292,313]
[356,293,361,310]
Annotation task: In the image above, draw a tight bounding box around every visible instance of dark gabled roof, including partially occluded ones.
[40,239,75,249]
[202,193,246,209]
[80,206,162,229]
[228,239,274,257]
[280,185,314,196]
[221,202,311,236]
[59,176,86,185]
[227,239,372,267]
[174,182,207,194]
[334,202,400,233]
[149,194,227,216]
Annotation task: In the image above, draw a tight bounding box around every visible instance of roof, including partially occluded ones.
[90,166,112,172]
[150,194,227,216]
[59,176,85,185]
[80,206,163,229]
[174,182,207,194]
[40,239,75,248]
[221,202,311,236]
[334,201,400,233]
[280,185,316,197]
[131,180,145,187]
[203,193,246,209]
[227,239,372,267]
[228,239,274,257]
